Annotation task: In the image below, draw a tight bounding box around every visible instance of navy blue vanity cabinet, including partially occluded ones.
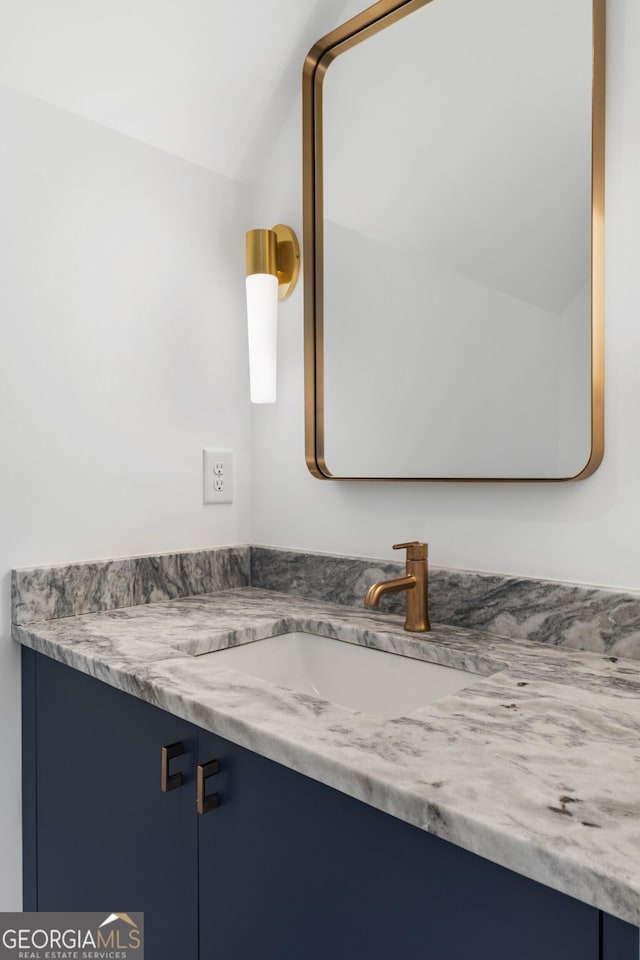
[197,728,602,960]
[23,650,639,960]
[22,649,199,960]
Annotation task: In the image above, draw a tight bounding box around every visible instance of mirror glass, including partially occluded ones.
[306,0,603,480]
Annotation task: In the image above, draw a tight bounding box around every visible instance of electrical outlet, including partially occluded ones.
[203,449,233,504]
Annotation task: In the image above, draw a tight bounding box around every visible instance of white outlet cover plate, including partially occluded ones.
[203,449,233,504]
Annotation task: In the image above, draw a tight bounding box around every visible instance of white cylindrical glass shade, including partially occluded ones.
[246,273,278,403]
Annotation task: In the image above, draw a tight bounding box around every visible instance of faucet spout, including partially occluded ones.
[365,576,416,608]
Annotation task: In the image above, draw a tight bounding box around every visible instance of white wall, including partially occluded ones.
[252,0,640,590]
[0,0,358,913]
[0,84,254,908]
[0,0,354,183]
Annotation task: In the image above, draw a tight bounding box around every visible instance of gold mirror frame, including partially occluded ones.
[302,0,605,483]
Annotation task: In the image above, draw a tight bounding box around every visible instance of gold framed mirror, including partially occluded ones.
[303,0,605,482]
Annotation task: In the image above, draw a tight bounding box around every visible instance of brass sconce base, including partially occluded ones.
[272,224,300,300]
[246,224,300,301]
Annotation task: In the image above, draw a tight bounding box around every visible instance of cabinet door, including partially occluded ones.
[602,915,640,960]
[28,653,199,960]
[197,729,599,960]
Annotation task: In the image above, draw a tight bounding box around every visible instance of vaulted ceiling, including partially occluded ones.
[0,0,357,182]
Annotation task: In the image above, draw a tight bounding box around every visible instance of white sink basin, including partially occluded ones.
[207,631,483,719]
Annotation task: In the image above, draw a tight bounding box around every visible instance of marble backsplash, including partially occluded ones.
[12,543,640,660]
[251,546,640,660]
[11,546,250,625]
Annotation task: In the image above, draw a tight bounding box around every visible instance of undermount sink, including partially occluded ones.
[204,631,484,719]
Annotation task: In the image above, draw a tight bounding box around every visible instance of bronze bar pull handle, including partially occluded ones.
[161,742,184,793]
[197,760,221,815]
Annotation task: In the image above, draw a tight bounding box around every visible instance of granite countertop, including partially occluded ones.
[13,586,640,926]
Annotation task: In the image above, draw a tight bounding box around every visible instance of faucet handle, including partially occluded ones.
[393,541,428,561]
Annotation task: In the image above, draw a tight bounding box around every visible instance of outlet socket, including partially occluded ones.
[203,449,233,504]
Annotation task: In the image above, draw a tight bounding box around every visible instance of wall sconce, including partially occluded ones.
[245,224,300,403]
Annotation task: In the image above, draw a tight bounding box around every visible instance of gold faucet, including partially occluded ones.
[365,542,431,633]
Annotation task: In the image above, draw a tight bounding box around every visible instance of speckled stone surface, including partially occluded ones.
[252,546,640,660]
[12,546,250,624]
[13,587,640,927]
[130,547,249,605]
[14,545,640,661]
